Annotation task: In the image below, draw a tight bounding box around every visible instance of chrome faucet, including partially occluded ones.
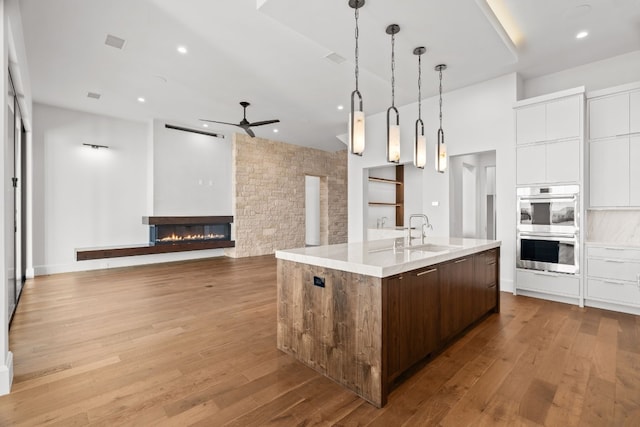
[407,214,433,245]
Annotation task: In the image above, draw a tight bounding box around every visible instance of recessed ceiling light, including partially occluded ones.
[273,129,279,133]
[576,31,589,39]
[337,105,344,110]
[202,123,209,128]
[177,46,188,54]
[137,97,146,103]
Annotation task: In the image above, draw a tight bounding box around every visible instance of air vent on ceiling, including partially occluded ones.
[105,34,126,50]
[87,92,101,100]
[325,52,346,64]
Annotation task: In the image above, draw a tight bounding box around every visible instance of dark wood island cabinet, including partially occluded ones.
[277,239,500,408]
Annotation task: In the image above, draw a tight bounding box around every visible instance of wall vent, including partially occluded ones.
[87,92,101,100]
[105,34,126,50]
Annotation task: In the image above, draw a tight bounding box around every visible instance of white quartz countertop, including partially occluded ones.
[275,237,501,278]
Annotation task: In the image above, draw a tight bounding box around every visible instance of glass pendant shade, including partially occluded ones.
[436,129,447,172]
[387,124,400,162]
[414,119,427,169]
[349,110,365,155]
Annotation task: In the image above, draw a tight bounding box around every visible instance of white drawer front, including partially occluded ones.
[587,278,640,307]
[516,270,580,296]
[587,246,640,261]
[587,258,640,282]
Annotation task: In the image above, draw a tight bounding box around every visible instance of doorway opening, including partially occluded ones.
[449,150,496,239]
[305,175,328,247]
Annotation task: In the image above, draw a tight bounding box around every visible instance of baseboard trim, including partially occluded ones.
[0,351,14,396]
[34,249,226,276]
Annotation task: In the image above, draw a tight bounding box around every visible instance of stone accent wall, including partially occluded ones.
[226,133,347,258]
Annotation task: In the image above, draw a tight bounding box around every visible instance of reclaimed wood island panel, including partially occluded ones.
[276,238,500,407]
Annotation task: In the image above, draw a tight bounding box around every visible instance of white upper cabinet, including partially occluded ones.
[589,137,630,207]
[631,91,640,134]
[517,144,546,185]
[516,104,546,144]
[546,140,580,183]
[589,93,629,140]
[547,97,581,141]
[630,136,640,206]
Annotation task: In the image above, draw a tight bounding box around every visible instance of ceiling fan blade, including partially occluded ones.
[248,119,280,127]
[245,127,256,138]
[199,119,240,127]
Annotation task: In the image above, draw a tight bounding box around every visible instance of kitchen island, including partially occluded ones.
[275,237,501,407]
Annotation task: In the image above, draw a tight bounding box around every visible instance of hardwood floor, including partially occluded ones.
[0,255,639,426]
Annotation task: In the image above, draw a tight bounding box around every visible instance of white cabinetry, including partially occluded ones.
[629,136,640,206]
[588,84,640,208]
[586,245,640,314]
[516,104,546,144]
[516,269,580,298]
[589,137,630,207]
[516,144,546,185]
[515,91,583,186]
[630,91,640,134]
[589,93,629,140]
[547,96,581,141]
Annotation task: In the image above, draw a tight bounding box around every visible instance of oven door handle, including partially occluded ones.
[518,195,577,202]
[518,232,577,241]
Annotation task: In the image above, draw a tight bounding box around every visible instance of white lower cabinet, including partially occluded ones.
[586,245,640,311]
[516,269,580,297]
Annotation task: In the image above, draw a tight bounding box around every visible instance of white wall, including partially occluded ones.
[153,120,231,215]
[31,108,233,275]
[32,104,149,273]
[348,73,517,291]
[523,50,640,98]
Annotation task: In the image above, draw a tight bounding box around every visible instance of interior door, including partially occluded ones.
[6,79,16,321]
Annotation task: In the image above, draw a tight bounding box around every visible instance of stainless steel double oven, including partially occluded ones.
[517,185,579,275]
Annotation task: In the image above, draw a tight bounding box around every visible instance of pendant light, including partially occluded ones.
[386,24,400,163]
[435,64,448,173]
[348,0,365,156]
[413,47,427,169]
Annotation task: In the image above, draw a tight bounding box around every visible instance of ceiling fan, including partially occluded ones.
[200,101,280,138]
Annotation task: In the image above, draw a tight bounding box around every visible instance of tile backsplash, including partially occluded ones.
[587,210,640,245]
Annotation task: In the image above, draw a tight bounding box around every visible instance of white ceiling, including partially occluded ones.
[19,0,640,151]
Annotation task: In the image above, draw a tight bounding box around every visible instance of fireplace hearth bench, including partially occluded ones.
[75,216,234,261]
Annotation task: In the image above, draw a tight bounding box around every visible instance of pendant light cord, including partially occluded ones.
[438,68,443,130]
[417,54,422,120]
[354,6,359,92]
[391,31,395,107]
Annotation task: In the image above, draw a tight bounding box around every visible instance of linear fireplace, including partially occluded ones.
[76,216,235,261]
[143,216,234,247]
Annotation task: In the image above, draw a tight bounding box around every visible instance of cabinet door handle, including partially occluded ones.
[417,268,437,276]
[603,280,625,286]
[534,271,559,277]
[454,258,468,264]
[604,259,625,263]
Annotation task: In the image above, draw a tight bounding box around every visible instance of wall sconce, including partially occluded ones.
[82,143,109,149]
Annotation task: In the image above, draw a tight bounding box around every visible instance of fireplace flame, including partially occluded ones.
[158,233,225,242]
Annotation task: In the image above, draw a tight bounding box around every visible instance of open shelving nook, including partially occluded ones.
[368,164,404,227]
